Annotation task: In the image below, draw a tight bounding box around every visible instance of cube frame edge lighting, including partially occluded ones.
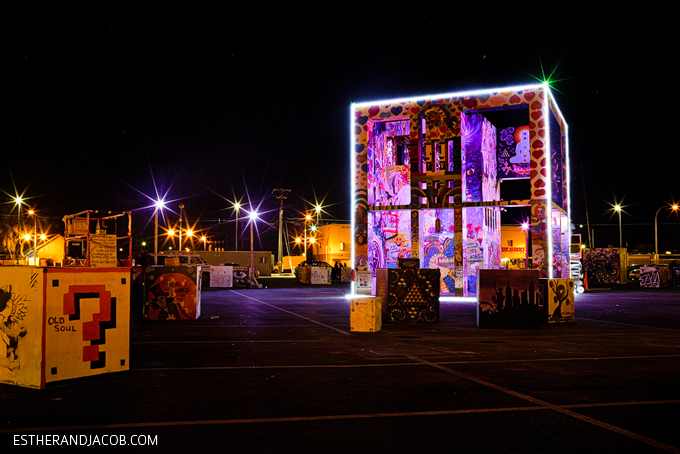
[350,82,570,298]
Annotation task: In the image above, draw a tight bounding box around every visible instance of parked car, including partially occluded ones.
[294,261,331,280]
[154,254,211,286]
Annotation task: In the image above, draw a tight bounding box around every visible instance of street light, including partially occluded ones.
[521,222,530,269]
[315,204,322,224]
[248,210,258,279]
[613,205,622,248]
[154,199,166,265]
[201,236,207,250]
[304,214,312,258]
[234,202,241,251]
[28,210,37,265]
[654,204,679,261]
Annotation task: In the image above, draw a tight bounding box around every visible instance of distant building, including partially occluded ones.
[308,223,351,266]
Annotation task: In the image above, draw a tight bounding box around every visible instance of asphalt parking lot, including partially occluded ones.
[2,278,679,453]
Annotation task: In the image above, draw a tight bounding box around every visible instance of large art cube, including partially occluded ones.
[1,267,130,389]
[375,268,439,324]
[144,265,201,320]
[540,278,574,323]
[349,297,382,332]
[352,83,570,298]
[476,269,540,329]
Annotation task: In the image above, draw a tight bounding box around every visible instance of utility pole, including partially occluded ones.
[273,189,291,274]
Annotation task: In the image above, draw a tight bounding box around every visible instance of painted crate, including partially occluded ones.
[375,268,440,324]
[640,266,671,288]
[1,267,131,389]
[311,266,332,285]
[539,278,574,323]
[476,269,540,329]
[350,297,382,332]
[143,265,201,320]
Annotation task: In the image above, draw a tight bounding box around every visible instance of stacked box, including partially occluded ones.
[298,266,312,284]
[539,278,574,323]
[311,266,332,284]
[476,269,540,329]
[210,265,233,288]
[231,266,252,288]
[144,265,201,320]
[0,267,130,389]
[640,266,671,288]
[375,268,440,324]
[340,266,352,282]
[398,258,421,269]
[350,297,382,332]
[355,270,372,294]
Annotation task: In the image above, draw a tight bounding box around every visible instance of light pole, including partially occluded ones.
[234,202,241,251]
[248,210,258,279]
[521,222,530,269]
[154,199,165,265]
[178,204,185,253]
[304,214,312,258]
[654,204,679,261]
[614,205,622,248]
[28,210,37,265]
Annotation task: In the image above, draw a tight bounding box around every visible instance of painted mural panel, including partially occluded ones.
[531,203,549,278]
[0,267,44,388]
[144,266,201,320]
[44,268,130,384]
[367,120,411,207]
[210,265,233,288]
[583,248,626,285]
[375,268,439,324]
[476,269,540,329]
[461,113,483,203]
[311,267,332,285]
[368,210,411,274]
[640,266,671,288]
[540,278,574,323]
[497,125,531,179]
[420,209,456,294]
[463,207,484,296]
[349,297,382,332]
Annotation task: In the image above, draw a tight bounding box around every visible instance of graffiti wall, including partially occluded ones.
[640,266,671,288]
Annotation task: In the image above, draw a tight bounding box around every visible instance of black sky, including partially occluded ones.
[2,9,678,252]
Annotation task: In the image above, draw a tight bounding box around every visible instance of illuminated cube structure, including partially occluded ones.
[351,83,570,297]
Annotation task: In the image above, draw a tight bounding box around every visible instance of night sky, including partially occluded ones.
[2,10,677,253]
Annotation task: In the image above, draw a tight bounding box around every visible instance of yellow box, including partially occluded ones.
[350,297,382,332]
